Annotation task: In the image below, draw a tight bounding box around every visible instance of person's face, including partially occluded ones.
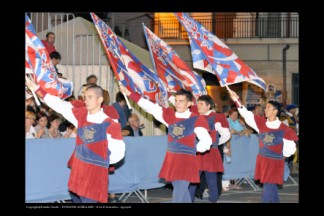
[129,116,140,128]
[84,89,102,112]
[50,119,61,130]
[47,34,55,45]
[25,116,35,127]
[38,116,48,128]
[88,78,97,84]
[52,58,60,66]
[25,98,34,107]
[197,100,210,115]
[289,108,296,114]
[264,103,278,119]
[229,111,239,121]
[175,95,191,113]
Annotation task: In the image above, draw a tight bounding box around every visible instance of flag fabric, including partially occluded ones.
[91,13,169,107]
[25,14,73,99]
[175,13,266,91]
[142,24,207,101]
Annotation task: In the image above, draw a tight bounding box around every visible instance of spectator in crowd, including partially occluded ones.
[25,91,37,115]
[27,78,125,203]
[285,104,299,174]
[34,111,50,138]
[49,51,61,75]
[221,105,231,117]
[227,89,297,203]
[41,32,56,55]
[279,109,288,125]
[113,92,132,128]
[26,111,37,139]
[78,74,110,105]
[227,108,245,135]
[238,116,253,137]
[252,104,263,117]
[122,113,143,136]
[120,85,212,203]
[47,114,64,138]
[61,122,77,138]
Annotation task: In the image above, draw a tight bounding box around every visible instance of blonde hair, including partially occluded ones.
[25,111,36,120]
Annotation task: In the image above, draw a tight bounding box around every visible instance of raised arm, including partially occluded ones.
[227,88,259,133]
[119,85,168,126]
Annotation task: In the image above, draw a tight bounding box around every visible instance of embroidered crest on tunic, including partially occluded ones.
[82,127,95,142]
[263,133,275,144]
[172,124,185,138]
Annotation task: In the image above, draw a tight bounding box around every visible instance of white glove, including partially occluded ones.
[196,143,210,153]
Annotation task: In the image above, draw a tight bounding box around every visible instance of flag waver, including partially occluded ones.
[25,14,73,99]
[91,13,169,107]
[175,13,266,91]
[143,24,207,101]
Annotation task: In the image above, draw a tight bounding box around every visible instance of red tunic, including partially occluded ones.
[158,108,209,183]
[67,107,122,203]
[198,112,228,172]
[253,116,298,185]
[191,106,227,172]
[67,100,119,169]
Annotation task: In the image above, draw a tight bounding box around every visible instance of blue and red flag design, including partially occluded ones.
[143,24,207,101]
[91,13,168,107]
[175,13,266,91]
[25,14,73,99]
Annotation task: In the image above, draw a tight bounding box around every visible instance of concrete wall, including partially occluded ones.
[109,13,152,49]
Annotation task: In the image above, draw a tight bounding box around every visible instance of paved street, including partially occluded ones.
[118,173,298,203]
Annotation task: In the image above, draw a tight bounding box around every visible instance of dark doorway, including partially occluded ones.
[292,73,299,105]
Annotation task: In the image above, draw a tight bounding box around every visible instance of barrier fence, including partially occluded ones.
[26,134,282,203]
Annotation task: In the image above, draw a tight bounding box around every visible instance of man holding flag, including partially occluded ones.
[227,88,297,203]
[120,85,212,203]
[26,78,125,203]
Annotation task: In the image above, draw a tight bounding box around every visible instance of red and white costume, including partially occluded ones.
[36,88,125,203]
[234,100,297,185]
[129,92,212,183]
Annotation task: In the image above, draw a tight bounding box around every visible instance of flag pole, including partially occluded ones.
[118,81,131,109]
[25,75,41,107]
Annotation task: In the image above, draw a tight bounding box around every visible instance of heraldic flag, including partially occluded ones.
[91,13,169,107]
[25,14,73,99]
[175,13,266,91]
[143,24,207,101]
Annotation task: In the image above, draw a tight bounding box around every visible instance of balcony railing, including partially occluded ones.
[156,15,299,40]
